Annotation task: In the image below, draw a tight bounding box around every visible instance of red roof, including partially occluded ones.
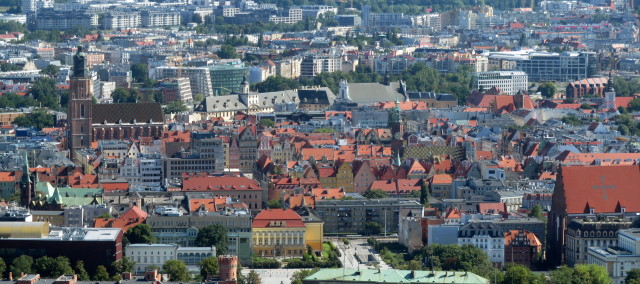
[182,174,260,191]
[252,209,305,228]
[558,165,640,214]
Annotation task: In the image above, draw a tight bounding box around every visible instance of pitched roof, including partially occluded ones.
[92,103,163,124]
[252,209,305,228]
[558,165,640,214]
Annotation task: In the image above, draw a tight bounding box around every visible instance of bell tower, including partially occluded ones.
[67,46,93,159]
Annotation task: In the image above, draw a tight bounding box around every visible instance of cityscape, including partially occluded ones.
[0,0,637,283]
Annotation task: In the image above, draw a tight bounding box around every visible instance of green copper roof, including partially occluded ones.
[304,268,489,284]
[34,182,103,207]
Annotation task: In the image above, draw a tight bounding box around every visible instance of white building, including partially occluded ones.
[125,244,216,273]
[141,10,181,27]
[153,66,213,98]
[473,71,529,95]
[300,54,341,78]
[398,208,424,253]
[588,229,640,284]
[21,0,53,13]
[458,222,505,266]
[103,12,140,29]
[269,8,302,24]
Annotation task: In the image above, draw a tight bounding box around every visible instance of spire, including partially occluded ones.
[605,71,614,93]
[21,151,30,184]
[396,153,402,166]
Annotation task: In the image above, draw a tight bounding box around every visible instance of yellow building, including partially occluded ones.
[0,111,27,126]
[31,211,65,226]
[252,209,307,257]
[298,205,324,252]
[0,222,49,238]
[334,161,353,193]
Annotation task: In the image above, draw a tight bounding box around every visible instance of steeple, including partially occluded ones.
[241,73,249,95]
[20,151,30,184]
[605,71,614,93]
[396,153,402,166]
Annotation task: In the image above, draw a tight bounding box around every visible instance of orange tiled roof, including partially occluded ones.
[252,209,305,228]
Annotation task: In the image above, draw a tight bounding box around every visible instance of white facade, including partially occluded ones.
[125,244,216,273]
[154,67,213,98]
[588,229,640,284]
[22,0,53,13]
[474,71,529,95]
[458,222,505,266]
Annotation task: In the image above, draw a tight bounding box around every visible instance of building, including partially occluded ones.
[103,12,140,29]
[141,10,181,27]
[94,206,148,232]
[399,209,424,253]
[182,174,262,211]
[125,243,215,273]
[237,126,257,174]
[565,217,632,266]
[63,204,112,227]
[489,51,596,82]
[162,157,225,180]
[30,9,98,30]
[208,64,248,96]
[473,71,528,95]
[21,0,52,13]
[314,198,423,235]
[67,47,93,158]
[588,229,640,284]
[458,222,505,266]
[252,209,307,257]
[565,77,608,99]
[269,8,302,24]
[548,165,640,266]
[0,223,122,273]
[146,211,252,262]
[301,55,341,78]
[302,268,489,284]
[159,77,193,104]
[503,229,542,269]
[154,66,213,98]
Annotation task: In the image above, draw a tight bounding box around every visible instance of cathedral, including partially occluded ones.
[67,46,165,158]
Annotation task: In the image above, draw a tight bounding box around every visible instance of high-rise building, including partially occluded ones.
[67,46,93,159]
[300,54,341,78]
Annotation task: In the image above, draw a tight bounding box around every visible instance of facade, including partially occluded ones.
[67,47,93,158]
[588,229,640,284]
[269,8,302,24]
[208,64,248,96]
[252,209,307,257]
[103,12,140,29]
[301,54,341,78]
[141,10,181,27]
[32,9,98,30]
[503,229,542,269]
[565,217,632,266]
[565,77,608,99]
[458,222,505,266]
[154,66,213,98]
[490,51,596,82]
[314,198,423,235]
[238,126,257,174]
[162,157,224,180]
[146,212,252,262]
[473,71,528,95]
[125,244,215,273]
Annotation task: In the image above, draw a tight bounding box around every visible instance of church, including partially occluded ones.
[547,164,640,266]
[67,46,165,158]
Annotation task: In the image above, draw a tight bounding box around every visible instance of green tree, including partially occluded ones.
[193,93,205,103]
[313,127,335,133]
[628,99,640,112]
[258,119,275,128]
[362,189,389,199]
[34,256,73,277]
[0,93,37,108]
[192,13,203,24]
[163,260,191,282]
[131,63,149,83]
[111,88,138,103]
[551,264,611,284]
[110,257,135,275]
[291,268,319,284]
[537,82,557,99]
[562,115,583,126]
[10,255,33,276]
[253,76,300,92]
[195,224,230,255]
[217,44,239,59]
[245,270,261,284]
[30,77,59,109]
[503,263,544,284]
[40,64,60,77]
[529,204,543,219]
[13,109,54,129]
[74,261,90,281]
[163,100,189,114]
[257,33,264,48]
[363,222,382,235]
[1,62,21,71]
[580,103,593,109]
[627,268,640,283]
[199,256,218,280]
[519,33,527,47]
[0,257,6,279]
[419,181,429,206]
[125,224,156,244]
[267,199,282,209]
[93,265,110,281]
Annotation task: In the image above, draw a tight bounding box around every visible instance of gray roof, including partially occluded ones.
[252,90,298,108]
[347,82,404,104]
[200,95,247,113]
[298,87,335,105]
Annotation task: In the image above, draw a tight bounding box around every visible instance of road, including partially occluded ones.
[331,238,391,270]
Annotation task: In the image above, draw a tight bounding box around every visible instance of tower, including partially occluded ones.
[389,98,404,157]
[338,79,350,100]
[217,255,238,281]
[604,72,616,110]
[19,151,33,207]
[67,46,93,158]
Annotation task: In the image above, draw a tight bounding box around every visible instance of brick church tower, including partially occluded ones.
[67,46,93,158]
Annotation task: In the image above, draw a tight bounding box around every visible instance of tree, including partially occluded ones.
[362,189,388,199]
[313,127,335,133]
[125,224,156,244]
[537,82,557,99]
[562,115,582,126]
[253,76,300,92]
[193,93,204,103]
[163,100,189,114]
[110,257,135,275]
[627,268,640,284]
[0,257,6,279]
[195,224,230,255]
[34,256,73,277]
[257,33,264,48]
[30,77,60,109]
[40,64,60,77]
[74,261,90,281]
[13,109,54,129]
[131,63,149,83]
[580,103,593,109]
[291,268,319,284]
[551,264,611,284]
[163,260,191,282]
[111,88,138,103]
[10,255,33,276]
[0,93,37,108]
[199,257,218,280]
[267,199,282,209]
[419,181,429,206]
[93,265,110,281]
[217,44,238,59]
[529,204,543,219]
[192,13,203,24]
[245,270,261,284]
[258,119,275,128]
[503,263,544,284]
[0,62,21,72]
[628,99,640,112]
[363,222,382,235]
[519,33,527,47]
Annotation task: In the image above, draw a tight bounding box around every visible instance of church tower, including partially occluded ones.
[389,98,404,158]
[67,46,93,158]
[19,151,33,207]
[604,72,616,110]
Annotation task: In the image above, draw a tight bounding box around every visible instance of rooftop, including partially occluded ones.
[304,268,489,283]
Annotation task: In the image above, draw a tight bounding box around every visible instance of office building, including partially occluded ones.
[473,71,529,95]
[154,66,213,98]
[103,12,141,30]
[31,9,98,30]
[301,54,341,78]
[565,217,632,266]
[141,10,181,27]
[588,229,640,284]
[269,8,302,24]
[489,51,596,82]
[208,64,248,96]
[252,209,307,257]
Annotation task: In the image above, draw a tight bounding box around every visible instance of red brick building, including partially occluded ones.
[504,229,542,269]
[565,77,607,99]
